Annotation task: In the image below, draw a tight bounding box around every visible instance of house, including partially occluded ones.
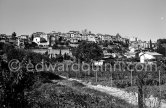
[60,33,68,40]
[140,41,149,49]
[87,34,96,42]
[33,37,40,44]
[48,32,61,41]
[139,52,162,63]
[70,38,79,43]
[93,60,104,66]
[17,39,25,48]
[81,35,88,41]
[129,37,138,42]
[17,35,29,40]
[40,33,48,41]
[124,52,136,58]
[101,34,113,41]
[8,39,17,45]
[32,32,49,41]
[129,46,138,53]
[0,39,6,43]
[39,42,49,48]
[33,37,49,48]
[0,34,7,39]
[68,31,81,43]
[47,33,56,46]
[50,36,56,46]
[129,47,136,53]
[0,34,6,43]
[69,43,79,48]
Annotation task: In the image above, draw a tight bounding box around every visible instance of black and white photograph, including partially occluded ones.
[0,0,166,108]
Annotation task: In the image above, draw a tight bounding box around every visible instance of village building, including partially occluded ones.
[139,52,162,63]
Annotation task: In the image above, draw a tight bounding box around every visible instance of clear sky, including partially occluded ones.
[0,0,166,41]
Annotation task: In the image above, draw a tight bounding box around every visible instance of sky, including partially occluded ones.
[0,0,166,41]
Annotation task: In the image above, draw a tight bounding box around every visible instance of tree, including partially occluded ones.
[73,41,103,63]
[31,34,34,41]
[103,40,109,47]
[40,37,47,43]
[12,32,16,39]
[136,68,146,108]
[109,40,114,45]
[30,42,38,48]
[65,40,70,46]
[149,39,153,51]
[157,39,166,56]
[49,35,52,47]
[132,49,147,108]
[52,44,58,49]
[58,36,63,42]
[157,39,166,45]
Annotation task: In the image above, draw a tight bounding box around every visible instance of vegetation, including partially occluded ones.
[52,40,70,49]
[11,32,16,40]
[0,42,138,108]
[157,39,166,56]
[149,39,153,51]
[24,42,38,49]
[1,36,166,108]
[72,41,103,63]
[56,59,166,108]
[26,79,137,108]
[0,42,51,107]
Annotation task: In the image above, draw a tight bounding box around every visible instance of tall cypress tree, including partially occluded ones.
[31,34,34,41]
[149,39,153,51]
[49,35,52,47]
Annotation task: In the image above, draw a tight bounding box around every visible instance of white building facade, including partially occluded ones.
[139,52,162,63]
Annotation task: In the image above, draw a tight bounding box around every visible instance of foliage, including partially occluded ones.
[1,43,15,53]
[103,40,109,47]
[52,40,69,49]
[0,53,36,107]
[58,36,63,42]
[157,39,166,56]
[63,53,71,60]
[24,42,38,49]
[157,39,166,45]
[0,43,52,108]
[52,43,58,49]
[73,41,103,62]
[40,37,47,43]
[12,32,16,39]
[30,34,34,41]
[149,39,153,51]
